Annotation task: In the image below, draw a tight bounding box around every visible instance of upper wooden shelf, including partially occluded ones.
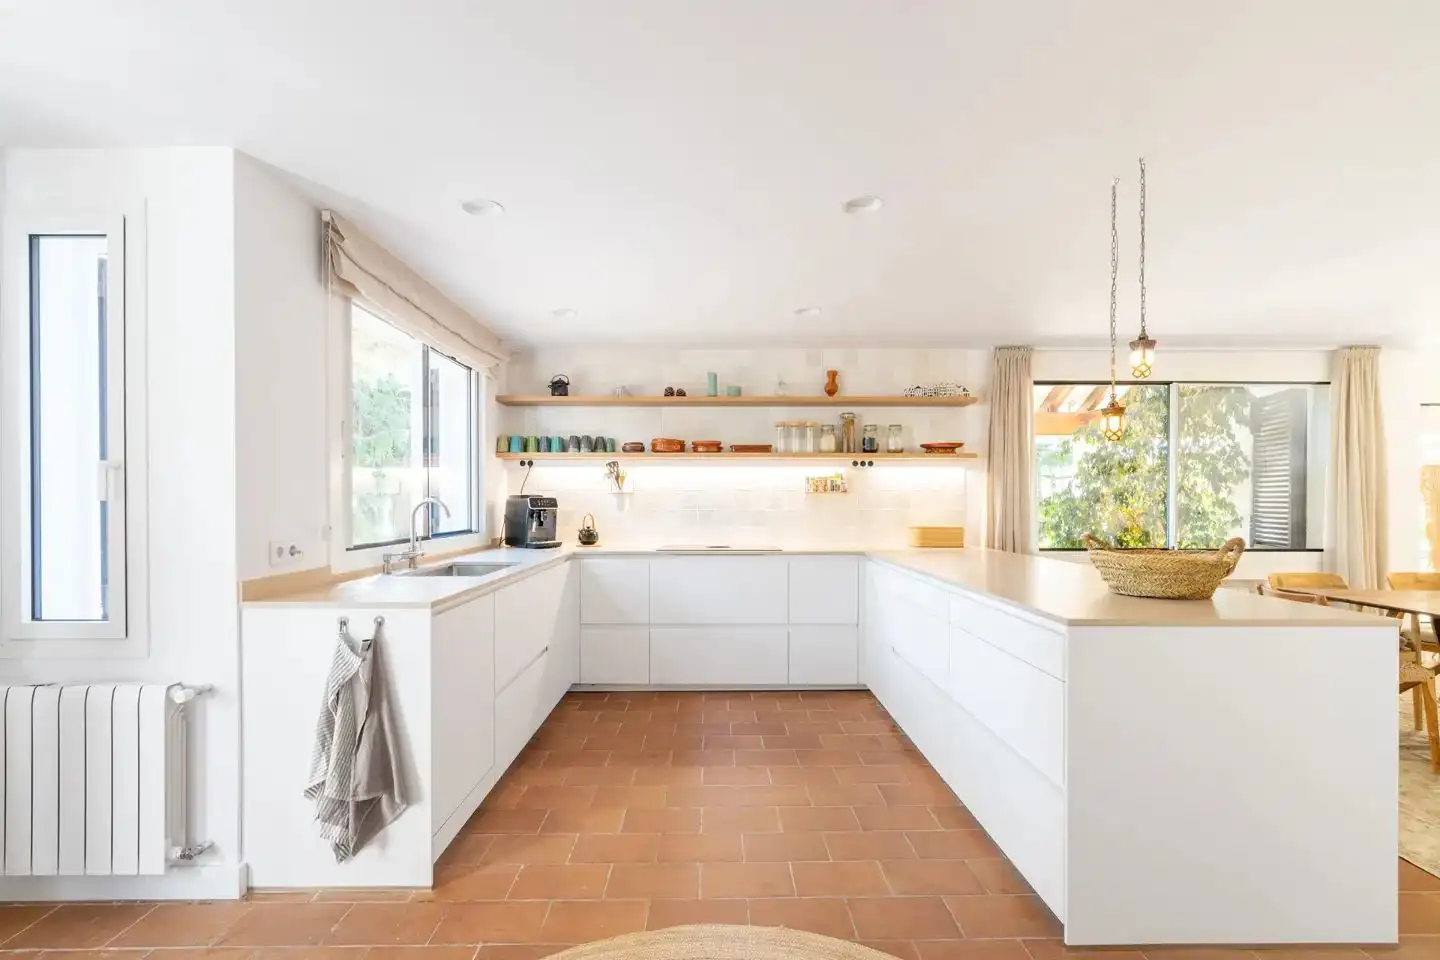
[496,394,979,408]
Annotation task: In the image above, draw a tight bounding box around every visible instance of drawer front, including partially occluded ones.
[948,625,1065,786]
[789,625,859,685]
[494,646,551,770]
[872,562,951,621]
[649,627,789,685]
[580,559,650,624]
[886,594,950,689]
[789,556,860,624]
[649,557,789,624]
[949,593,1065,680]
[580,626,650,684]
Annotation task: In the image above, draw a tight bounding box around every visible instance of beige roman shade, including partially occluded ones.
[323,210,505,369]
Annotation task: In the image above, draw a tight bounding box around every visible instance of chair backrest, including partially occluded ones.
[1388,571,1440,590]
[1268,572,1349,590]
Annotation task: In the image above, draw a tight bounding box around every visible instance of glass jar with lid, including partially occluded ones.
[839,413,858,453]
[818,424,838,453]
[862,424,879,454]
[788,421,805,454]
[801,421,817,453]
[774,420,789,454]
[886,424,904,453]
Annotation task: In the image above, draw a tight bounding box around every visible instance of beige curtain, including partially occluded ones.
[986,346,1034,553]
[323,210,506,369]
[1328,346,1387,588]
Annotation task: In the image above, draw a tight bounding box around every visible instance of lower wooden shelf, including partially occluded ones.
[497,452,977,462]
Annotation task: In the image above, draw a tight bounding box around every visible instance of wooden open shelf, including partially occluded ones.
[497,452,977,462]
[496,394,978,408]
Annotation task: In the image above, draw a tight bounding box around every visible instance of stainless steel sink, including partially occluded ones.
[405,561,517,577]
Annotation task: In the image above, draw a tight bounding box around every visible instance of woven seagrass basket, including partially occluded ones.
[1083,533,1246,600]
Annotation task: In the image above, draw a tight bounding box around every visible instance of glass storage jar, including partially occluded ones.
[839,413,858,453]
[801,421,817,453]
[887,424,904,453]
[862,424,879,454]
[818,424,838,453]
[774,420,789,454]
[789,421,805,454]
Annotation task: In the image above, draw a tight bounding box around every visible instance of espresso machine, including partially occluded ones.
[503,495,561,548]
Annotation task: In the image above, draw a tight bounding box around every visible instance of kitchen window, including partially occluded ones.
[1,221,130,641]
[346,302,479,550]
[1035,382,1328,551]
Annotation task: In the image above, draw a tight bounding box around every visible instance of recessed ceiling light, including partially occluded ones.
[552,308,578,319]
[460,198,505,216]
[842,195,884,214]
[794,307,822,318]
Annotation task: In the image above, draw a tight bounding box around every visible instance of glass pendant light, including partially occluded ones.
[1103,177,1126,442]
[1129,156,1157,378]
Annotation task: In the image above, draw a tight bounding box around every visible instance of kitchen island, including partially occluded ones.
[242,545,1398,946]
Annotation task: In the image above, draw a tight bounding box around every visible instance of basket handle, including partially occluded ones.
[1082,533,1112,552]
[1215,537,1246,571]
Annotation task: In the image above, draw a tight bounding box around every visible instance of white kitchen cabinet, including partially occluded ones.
[581,626,650,684]
[948,624,1064,786]
[885,588,949,688]
[788,556,859,624]
[788,625,858,685]
[496,563,566,691]
[580,558,650,624]
[495,644,553,772]
[649,556,788,624]
[430,595,497,835]
[546,562,581,697]
[649,627,788,685]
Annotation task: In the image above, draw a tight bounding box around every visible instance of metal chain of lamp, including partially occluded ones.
[1129,156,1157,378]
[1101,178,1126,442]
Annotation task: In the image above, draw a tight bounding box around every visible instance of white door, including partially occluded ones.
[649,557,788,624]
[580,626,650,684]
[431,595,496,833]
[789,625,859,685]
[580,559,650,624]
[649,627,788,684]
[789,556,859,624]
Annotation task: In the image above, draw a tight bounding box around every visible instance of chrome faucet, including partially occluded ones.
[382,497,451,573]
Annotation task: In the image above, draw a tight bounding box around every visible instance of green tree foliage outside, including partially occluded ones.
[352,373,412,541]
[1037,385,1252,549]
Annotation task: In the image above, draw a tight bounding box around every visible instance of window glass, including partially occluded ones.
[426,348,474,535]
[29,234,112,621]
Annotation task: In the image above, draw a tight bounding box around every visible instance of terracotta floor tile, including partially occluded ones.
[826,831,916,861]
[865,940,924,960]
[835,764,914,784]
[743,832,831,862]
[622,807,703,834]
[540,900,647,942]
[483,834,578,865]
[502,766,570,787]
[431,902,549,944]
[323,903,446,946]
[736,749,801,766]
[849,897,960,939]
[427,863,521,901]
[477,946,574,960]
[931,807,982,830]
[212,904,351,948]
[882,783,960,807]
[540,751,611,769]
[770,766,841,786]
[737,785,813,806]
[968,858,1034,895]
[111,903,250,947]
[633,766,704,787]
[513,785,598,809]
[658,833,744,863]
[763,734,825,749]
[855,805,940,831]
[909,830,1003,859]
[570,833,661,863]
[918,939,1035,960]
[882,860,987,895]
[702,806,782,833]
[796,749,863,766]
[1138,950,1259,960]
[1401,894,1440,935]
[508,864,611,899]
[792,861,892,897]
[731,722,791,737]
[946,894,1062,939]
[591,786,670,809]
[606,863,701,899]
[822,734,883,751]
[561,765,636,786]
[0,904,55,943]
[438,834,494,865]
[647,899,749,929]
[704,735,767,749]
[704,765,773,785]
[1362,937,1440,960]
[539,807,626,834]
[748,896,855,939]
[1401,861,1440,892]
[311,890,413,902]
[607,750,674,768]
[672,749,738,767]
[809,784,887,806]
[780,806,862,832]
[701,862,796,898]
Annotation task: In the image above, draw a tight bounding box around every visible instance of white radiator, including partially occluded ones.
[0,683,207,876]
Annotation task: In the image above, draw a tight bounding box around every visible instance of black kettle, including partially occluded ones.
[548,374,571,397]
[577,513,599,546]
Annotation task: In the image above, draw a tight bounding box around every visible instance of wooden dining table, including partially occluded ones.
[1287,587,1440,640]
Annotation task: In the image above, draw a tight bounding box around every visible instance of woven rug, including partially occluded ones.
[544,925,898,960]
[1399,688,1440,879]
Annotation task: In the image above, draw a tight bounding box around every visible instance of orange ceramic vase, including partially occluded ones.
[824,369,839,397]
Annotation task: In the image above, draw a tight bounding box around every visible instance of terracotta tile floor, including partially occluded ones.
[0,690,1434,960]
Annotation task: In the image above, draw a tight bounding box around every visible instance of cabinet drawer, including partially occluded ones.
[649,557,788,624]
[789,626,858,685]
[949,593,1065,680]
[495,646,551,770]
[872,562,951,621]
[889,599,949,688]
[649,627,788,685]
[948,625,1064,785]
[431,596,496,833]
[789,556,859,624]
[580,559,650,624]
[580,627,650,684]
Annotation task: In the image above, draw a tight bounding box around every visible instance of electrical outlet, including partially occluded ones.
[268,540,305,569]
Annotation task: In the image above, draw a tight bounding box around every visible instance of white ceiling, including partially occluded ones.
[2,1,1438,348]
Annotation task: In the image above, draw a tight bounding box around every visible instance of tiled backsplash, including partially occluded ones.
[498,347,989,546]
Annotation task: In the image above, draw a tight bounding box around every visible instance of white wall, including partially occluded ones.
[0,147,242,887]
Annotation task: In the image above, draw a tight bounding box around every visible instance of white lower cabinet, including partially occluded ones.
[581,626,650,684]
[430,595,496,836]
[649,556,789,624]
[948,624,1064,786]
[495,645,552,772]
[649,627,789,685]
[788,625,858,685]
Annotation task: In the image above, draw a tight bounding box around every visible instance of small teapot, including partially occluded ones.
[548,374,571,397]
[577,513,599,546]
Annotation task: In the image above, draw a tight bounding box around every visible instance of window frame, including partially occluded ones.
[1,212,145,649]
[1033,378,1329,553]
[328,296,487,573]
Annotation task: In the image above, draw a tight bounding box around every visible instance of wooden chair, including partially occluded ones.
[1386,572,1440,657]
[1264,572,1350,604]
[1400,655,1440,773]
